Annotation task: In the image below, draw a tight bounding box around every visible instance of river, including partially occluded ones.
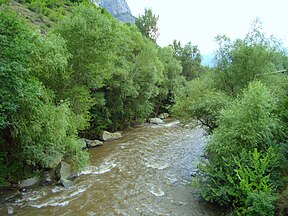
[0,120,224,215]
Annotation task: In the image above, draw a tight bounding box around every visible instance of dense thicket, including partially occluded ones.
[173,21,288,214]
[0,2,184,185]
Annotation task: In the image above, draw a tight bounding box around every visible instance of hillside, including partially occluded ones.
[8,0,134,34]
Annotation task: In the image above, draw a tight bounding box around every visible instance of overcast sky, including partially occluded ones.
[126,0,288,54]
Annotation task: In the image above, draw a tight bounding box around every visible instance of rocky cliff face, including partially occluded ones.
[91,0,135,23]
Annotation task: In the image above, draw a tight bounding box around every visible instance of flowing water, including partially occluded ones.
[0,120,224,216]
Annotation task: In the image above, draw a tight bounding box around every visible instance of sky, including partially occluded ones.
[126,0,288,54]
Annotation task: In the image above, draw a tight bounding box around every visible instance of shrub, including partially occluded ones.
[173,78,231,131]
[194,81,283,213]
[206,81,280,162]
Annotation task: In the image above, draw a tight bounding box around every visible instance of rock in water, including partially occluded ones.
[88,140,103,147]
[158,113,169,119]
[149,118,164,125]
[60,179,73,188]
[57,161,72,180]
[43,170,56,185]
[82,138,103,148]
[19,177,39,188]
[101,131,122,141]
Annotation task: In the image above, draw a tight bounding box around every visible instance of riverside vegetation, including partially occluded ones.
[0,0,201,187]
[173,21,288,215]
[0,1,287,215]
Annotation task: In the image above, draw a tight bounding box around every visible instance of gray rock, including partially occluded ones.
[7,206,13,214]
[60,179,73,188]
[19,177,39,188]
[82,139,103,148]
[87,140,103,147]
[43,171,55,184]
[101,131,122,141]
[57,161,72,180]
[158,113,169,119]
[149,118,164,125]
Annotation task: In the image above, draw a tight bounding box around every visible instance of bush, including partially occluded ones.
[173,78,231,131]
[13,99,88,169]
[206,81,280,162]
[196,148,278,207]
[0,7,89,184]
[240,191,276,216]
[194,81,283,213]
[276,185,288,215]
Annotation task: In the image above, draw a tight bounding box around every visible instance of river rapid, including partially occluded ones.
[0,120,224,215]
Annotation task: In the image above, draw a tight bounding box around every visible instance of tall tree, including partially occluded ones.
[135,8,159,43]
[154,46,184,115]
[171,40,203,80]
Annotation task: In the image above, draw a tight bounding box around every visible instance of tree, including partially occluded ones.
[172,77,230,130]
[0,8,88,185]
[171,40,204,80]
[154,46,184,115]
[53,4,119,123]
[213,20,288,96]
[135,8,159,43]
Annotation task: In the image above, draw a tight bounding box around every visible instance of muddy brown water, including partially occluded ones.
[0,120,224,216]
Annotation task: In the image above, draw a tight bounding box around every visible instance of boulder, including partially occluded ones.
[57,161,72,180]
[19,177,39,188]
[60,179,73,188]
[158,113,169,119]
[100,131,122,141]
[82,139,103,148]
[149,118,164,125]
[43,170,56,185]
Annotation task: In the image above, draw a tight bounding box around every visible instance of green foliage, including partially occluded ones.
[102,27,163,130]
[213,23,287,96]
[233,159,277,216]
[0,7,40,129]
[154,46,184,114]
[173,78,231,130]
[234,148,273,195]
[206,81,280,161]
[54,4,117,89]
[0,7,89,184]
[0,0,9,5]
[196,148,278,210]
[27,0,47,14]
[135,8,159,43]
[192,81,286,215]
[13,100,88,169]
[48,4,116,133]
[171,40,204,81]
[276,185,288,215]
[241,191,276,216]
[276,91,288,133]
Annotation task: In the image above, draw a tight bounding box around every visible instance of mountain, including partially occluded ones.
[91,0,135,23]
